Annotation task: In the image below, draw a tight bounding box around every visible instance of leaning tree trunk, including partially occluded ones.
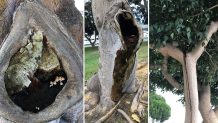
[85,0,142,122]
[0,0,83,122]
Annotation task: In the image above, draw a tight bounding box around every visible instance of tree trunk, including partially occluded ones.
[199,84,218,123]
[0,0,83,122]
[85,0,142,122]
[183,53,199,123]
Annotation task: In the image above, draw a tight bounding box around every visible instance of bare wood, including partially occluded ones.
[117,109,135,123]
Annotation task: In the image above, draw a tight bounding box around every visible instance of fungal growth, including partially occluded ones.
[4,28,67,113]
[111,12,139,102]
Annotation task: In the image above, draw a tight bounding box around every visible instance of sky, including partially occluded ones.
[151,89,203,123]
[75,0,84,11]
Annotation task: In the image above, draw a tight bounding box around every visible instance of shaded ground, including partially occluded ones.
[104,59,148,123]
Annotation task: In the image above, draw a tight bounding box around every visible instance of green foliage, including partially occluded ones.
[150,0,218,106]
[85,1,98,47]
[149,92,171,122]
[129,0,148,24]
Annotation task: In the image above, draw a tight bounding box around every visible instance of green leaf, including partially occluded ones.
[188,38,192,44]
[163,41,166,46]
[164,36,169,41]
[170,33,174,39]
[177,28,181,33]
[186,27,191,32]
[187,32,191,39]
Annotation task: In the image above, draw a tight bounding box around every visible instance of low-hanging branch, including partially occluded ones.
[163,56,184,91]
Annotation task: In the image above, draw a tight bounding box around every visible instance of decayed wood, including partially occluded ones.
[0,0,82,122]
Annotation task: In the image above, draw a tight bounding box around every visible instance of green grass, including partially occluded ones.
[85,46,99,80]
[138,41,148,61]
[85,42,148,80]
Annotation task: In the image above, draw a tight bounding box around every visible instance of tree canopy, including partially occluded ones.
[150,0,218,106]
[85,1,98,48]
[129,0,148,24]
[149,92,171,122]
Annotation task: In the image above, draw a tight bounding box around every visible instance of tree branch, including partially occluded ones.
[149,43,184,64]
[150,60,183,91]
[162,56,183,91]
[191,21,218,60]
[189,4,218,18]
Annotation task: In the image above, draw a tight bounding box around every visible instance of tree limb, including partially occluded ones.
[149,43,184,64]
[189,4,218,18]
[150,61,183,91]
[163,56,183,91]
[192,21,218,60]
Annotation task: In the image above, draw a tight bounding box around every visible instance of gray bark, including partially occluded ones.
[0,0,83,122]
[85,0,142,122]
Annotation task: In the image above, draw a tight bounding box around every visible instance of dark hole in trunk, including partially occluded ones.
[118,12,139,49]
[111,12,139,102]
[4,35,68,113]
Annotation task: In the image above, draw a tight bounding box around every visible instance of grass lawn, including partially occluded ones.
[85,41,148,80]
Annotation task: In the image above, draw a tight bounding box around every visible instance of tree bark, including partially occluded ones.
[93,0,142,106]
[199,84,218,123]
[0,0,83,122]
[85,0,142,122]
[183,53,198,123]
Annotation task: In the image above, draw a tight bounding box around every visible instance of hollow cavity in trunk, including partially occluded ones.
[111,12,139,102]
[4,31,67,113]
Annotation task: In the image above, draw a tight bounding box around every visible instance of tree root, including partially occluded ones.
[95,94,127,123]
[137,103,145,117]
[117,109,135,123]
[140,99,148,105]
[85,92,100,111]
[131,83,145,112]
